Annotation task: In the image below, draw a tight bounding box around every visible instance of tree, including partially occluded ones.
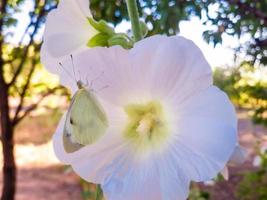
[90,0,267,65]
[0,0,60,199]
[202,0,267,65]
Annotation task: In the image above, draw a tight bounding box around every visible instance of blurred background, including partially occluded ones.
[0,0,266,199]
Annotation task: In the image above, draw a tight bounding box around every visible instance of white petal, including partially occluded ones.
[171,119,236,182]
[221,145,246,180]
[228,145,247,165]
[59,45,153,105]
[50,34,239,199]
[76,0,92,17]
[102,154,190,200]
[125,35,212,100]
[166,86,237,182]
[53,119,127,183]
[171,86,237,128]
[102,159,161,200]
[53,101,129,183]
[220,167,229,180]
[157,152,191,200]
[57,0,92,19]
[131,35,212,100]
[41,0,97,74]
[58,35,212,105]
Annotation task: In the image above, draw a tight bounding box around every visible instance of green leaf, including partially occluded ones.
[87,17,114,35]
[140,21,148,37]
[87,33,110,47]
[108,34,133,49]
[87,18,135,49]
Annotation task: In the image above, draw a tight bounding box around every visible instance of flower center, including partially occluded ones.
[123,101,169,152]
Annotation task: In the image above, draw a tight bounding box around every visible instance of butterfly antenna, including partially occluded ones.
[70,54,78,82]
[90,71,105,88]
[95,85,109,93]
[78,70,82,82]
[58,62,76,83]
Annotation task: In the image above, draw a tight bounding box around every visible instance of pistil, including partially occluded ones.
[123,101,169,152]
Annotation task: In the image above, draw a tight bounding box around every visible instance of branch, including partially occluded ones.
[18,0,42,45]
[0,0,8,74]
[7,1,55,87]
[227,0,267,27]
[12,57,38,124]
[18,0,56,45]
[8,22,41,86]
[12,86,63,126]
[0,0,8,32]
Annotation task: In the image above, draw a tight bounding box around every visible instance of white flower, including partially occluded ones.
[40,0,97,74]
[53,35,239,200]
[220,145,247,180]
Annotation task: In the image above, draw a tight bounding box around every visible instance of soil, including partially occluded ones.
[0,112,83,200]
[0,109,266,200]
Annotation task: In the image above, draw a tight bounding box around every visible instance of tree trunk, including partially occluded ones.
[0,70,16,200]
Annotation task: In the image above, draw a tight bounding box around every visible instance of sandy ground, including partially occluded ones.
[0,141,83,200]
[0,109,266,200]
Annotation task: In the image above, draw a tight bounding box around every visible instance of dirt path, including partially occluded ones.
[0,141,83,200]
[0,110,266,200]
[14,166,82,200]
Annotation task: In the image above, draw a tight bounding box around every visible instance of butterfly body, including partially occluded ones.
[63,82,108,153]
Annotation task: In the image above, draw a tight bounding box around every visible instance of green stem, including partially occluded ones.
[95,184,102,200]
[125,0,143,42]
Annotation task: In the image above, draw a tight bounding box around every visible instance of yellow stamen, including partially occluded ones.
[123,101,169,152]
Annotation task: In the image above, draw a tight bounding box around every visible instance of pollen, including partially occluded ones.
[123,101,169,152]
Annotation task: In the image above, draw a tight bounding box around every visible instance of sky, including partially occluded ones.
[7,1,245,69]
[116,18,241,68]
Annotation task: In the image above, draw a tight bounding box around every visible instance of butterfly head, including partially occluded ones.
[77,80,85,89]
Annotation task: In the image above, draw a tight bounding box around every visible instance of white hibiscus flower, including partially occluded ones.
[220,145,247,180]
[52,35,240,200]
[40,0,97,74]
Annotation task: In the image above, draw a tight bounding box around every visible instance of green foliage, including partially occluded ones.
[87,18,133,49]
[236,144,267,200]
[88,32,111,47]
[237,170,267,200]
[213,63,267,127]
[0,0,65,126]
[213,66,241,103]
[140,21,148,37]
[202,0,267,65]
[80,180,104,200]
[107,33,133,49]
[189,185,210,200]
[80,181,211,200]
[90,0,267,65]
[90,0,202,36]
[1,0,25,29]
[0,1,61,198]
[88,18,115,35]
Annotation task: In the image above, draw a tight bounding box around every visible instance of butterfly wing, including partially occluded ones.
[69,88,108,146]
[63,92,84,153]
